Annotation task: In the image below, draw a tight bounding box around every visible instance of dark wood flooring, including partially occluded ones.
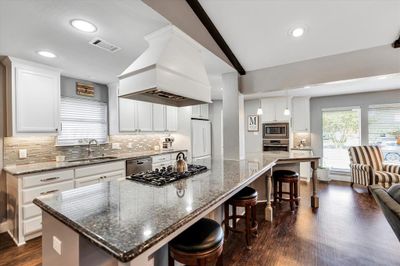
[0,181,399,266]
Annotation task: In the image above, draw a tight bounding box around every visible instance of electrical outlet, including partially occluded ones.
[127,143,133,149]
[112,143,121,150]
[53,236,62,255]
[19,149,27,159]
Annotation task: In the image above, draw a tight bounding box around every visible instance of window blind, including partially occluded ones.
[57,97,108,146]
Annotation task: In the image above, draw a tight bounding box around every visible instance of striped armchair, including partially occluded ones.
[348,146,400,189]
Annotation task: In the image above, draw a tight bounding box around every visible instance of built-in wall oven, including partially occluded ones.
[263,139,289,152]
[262,123,289,139]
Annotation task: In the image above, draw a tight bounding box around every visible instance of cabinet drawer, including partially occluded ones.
[22,180,73,204]
[22,169,74,188]
[75,170,125,188]
[23,216,42,235]
[75,161,125,178]
[23,203,41,220]
[152,154,171,164]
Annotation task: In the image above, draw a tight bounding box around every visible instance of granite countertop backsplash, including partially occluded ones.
[3,149,187,175]
[33,153,277,262]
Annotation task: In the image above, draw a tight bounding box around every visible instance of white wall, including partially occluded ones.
[244,99,263,153]
[310,89,400,160]
[107,82,119,135]
[209,101,223,158]
[0,61,5,224]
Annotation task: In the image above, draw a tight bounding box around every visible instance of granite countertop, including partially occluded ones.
[33,151,320,263]
[3,149,187,175]
[33,153,277,262]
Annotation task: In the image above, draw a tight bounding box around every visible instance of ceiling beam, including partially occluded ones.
[186,0,246,75]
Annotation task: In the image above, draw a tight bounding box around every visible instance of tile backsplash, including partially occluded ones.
[4,134,167,165]
[293,132,311,147]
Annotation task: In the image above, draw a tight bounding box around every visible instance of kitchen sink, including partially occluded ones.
[67,156,118,163]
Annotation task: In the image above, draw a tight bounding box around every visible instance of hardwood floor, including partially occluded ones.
[0,181,399,266]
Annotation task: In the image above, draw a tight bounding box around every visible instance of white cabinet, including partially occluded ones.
[192,104,209,119]
[292,97,310,132]
[152,104,178,132]
[2,57,61,136]
[74,170,125,188]
[118,99,153,132]
[291,150,312,181]
[261,97,290,122]
[191,120,211,159]
[119,98,137,132]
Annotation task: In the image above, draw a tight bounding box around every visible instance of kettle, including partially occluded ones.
[175,152,188,174]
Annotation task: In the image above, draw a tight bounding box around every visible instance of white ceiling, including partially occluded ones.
[244,73,400,100]
[0,0,233,85]
[199,0,400,71]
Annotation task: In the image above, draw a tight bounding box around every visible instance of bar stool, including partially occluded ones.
[169,218,223,266]
[273,170,300,211]
[224,186,258,248]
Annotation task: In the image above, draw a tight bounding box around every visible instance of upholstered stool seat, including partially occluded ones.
[224,186,258,248]
[273,170,300,211]
[169,218,223,266]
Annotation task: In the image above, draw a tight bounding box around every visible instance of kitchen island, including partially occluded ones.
[33,152,319,266]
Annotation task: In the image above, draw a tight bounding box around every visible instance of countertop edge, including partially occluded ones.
[4,149,188,176]
[33,160,277,263]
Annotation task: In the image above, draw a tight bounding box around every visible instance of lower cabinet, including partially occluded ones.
[7,160,126,245]
[291,150,313,180]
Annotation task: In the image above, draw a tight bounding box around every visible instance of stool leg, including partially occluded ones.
[294,180,299,206]
[245,205,251,248]
[273,178,278,204]
[278,181,282,202]
[224,203,230,238]
[168,247,174,266]
[289,182,294,211]
[251,204,258,237]
[232,206,237,229]
[216,252,223,266]
[198,258,207,266]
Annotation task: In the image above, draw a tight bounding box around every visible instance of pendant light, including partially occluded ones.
[257,99,263,115]
[284,90,291,116]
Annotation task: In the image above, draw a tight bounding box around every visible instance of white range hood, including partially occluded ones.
[118,25,211,107]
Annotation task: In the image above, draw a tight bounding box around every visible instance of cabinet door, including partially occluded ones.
[136,101,153,131]
[101,170,125,182]
[200,104,209,119]
[203,121,211,156]
[191,121,204,158]
[166,106,178,131]
[261,98,276,122]
[119,98,136,132]
[292,97,310,132]
[153,104,166,131]
[192,105,201,118]
[15,67,59,133]
[275,97,290,122]
[75,176,100,188]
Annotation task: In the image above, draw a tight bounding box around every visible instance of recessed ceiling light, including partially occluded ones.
[291,27,305,38]
[37,50,56,58]
[304,86,311,89]
[70,19,97,33]
[377,75,388,80]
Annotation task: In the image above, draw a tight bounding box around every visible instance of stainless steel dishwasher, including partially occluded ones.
[126,157,152,176]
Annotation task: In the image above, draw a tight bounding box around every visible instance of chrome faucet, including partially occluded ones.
[87,139,99,157]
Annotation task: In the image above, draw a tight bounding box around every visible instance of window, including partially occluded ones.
[368,103,400,164]
[322,107,361,171]
[57,97,108,146]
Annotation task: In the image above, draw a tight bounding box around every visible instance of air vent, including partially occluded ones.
[89,38,121,53]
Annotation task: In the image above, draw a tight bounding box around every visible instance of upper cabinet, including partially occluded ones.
[292,97,310,132]
[261,97,290,123]
[192,104,209,119]
[118,99,177,133]
[2,57,61,136]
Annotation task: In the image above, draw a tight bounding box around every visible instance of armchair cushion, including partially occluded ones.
[375,171,400,189]
[383,164,400,175]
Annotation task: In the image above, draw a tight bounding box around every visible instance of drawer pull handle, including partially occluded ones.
[40,177,60,182]
[40,189,59,196]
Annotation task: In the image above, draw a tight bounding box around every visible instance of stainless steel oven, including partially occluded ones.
[262,123,289,139]
[263,139,289,152]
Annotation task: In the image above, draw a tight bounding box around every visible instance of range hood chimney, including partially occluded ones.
[118,25,211,107]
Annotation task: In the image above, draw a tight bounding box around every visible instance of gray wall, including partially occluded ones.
[240,45,400,95]
[244,99,262,153]
[310,89,400,160]
[0,61,5,224]
[209,101,223,158]
[61,76,108,103]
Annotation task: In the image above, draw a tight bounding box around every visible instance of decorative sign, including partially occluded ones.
[247,115,259,132]
[76,82,95,97]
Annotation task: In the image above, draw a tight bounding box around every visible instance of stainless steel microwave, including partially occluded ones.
[262,123,289,139]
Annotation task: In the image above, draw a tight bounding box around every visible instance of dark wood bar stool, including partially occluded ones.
[224,186,258,248]
[273,170,300,211]
[169,218,224,266]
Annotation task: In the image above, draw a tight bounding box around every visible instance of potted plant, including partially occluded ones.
[317,166,331,182]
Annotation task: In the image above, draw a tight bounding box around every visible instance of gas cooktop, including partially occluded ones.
[126,164,208,186]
